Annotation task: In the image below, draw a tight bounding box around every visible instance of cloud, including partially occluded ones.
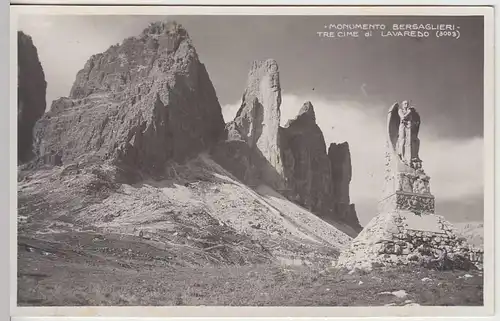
[419,136,483,200]
[222,101,241,122]
[221,93,484,223]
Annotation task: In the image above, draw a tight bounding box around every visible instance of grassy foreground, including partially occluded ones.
[18,234,483,307]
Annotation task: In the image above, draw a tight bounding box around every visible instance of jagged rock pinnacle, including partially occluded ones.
[18,31,47,163]
[298,101,316,121]
[284,101,316,128]
[281,102,361,235]
[225,58,284,187]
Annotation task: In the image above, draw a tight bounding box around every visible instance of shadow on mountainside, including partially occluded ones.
[255,184,360,239]
[210,132,361,238]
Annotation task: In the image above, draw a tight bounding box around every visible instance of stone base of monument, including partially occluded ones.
[335,207,483,272]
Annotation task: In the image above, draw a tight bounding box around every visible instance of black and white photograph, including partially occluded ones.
[11,5,495,317]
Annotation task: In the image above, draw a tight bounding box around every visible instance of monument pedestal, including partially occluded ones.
[336,208,483,271]
[337,175,482,271]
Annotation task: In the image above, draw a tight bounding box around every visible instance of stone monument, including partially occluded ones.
[335,101,483,271]
[381,100,434,216]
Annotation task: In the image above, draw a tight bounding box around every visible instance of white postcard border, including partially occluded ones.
[8,4,496,319]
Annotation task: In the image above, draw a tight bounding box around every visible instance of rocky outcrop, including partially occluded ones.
[280,102,332,214]
[280,102,362,232]
[18,31,47,163]
[214,59,361,233]
[33,21,225,174]
[328,143,362,230]
[210,137,261,186]
[328,142,351,204]
[219,59,285,188]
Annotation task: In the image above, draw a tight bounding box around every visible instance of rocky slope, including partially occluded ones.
[18,154,352,266]
[18,31,47,163]
[32,21,225,175]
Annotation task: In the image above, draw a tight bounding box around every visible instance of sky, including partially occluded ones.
[17,14,485,225]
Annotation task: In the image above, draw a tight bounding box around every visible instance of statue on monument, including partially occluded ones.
[388,100,422,170]
[381,99,434,213]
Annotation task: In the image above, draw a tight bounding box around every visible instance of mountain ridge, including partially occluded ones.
[19,21,359,268]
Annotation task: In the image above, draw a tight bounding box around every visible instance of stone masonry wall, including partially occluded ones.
[375,214,483,267]
[336,211,483,271]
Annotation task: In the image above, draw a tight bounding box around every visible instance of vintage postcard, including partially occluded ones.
[10,4,495,319]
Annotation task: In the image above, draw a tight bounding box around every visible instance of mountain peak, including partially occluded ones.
[33,21,225,174]
[140,20,191,47]
[298,101,316,121]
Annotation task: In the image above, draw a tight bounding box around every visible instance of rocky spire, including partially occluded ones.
[328,142,361,231]
[297,101,316,121]
[281,102,331,213]
[328,142,352,205]
[217,59,362,234]
[281,102,361,234]
[236,60,283,173]
[18,31,47,163]
[222,59,285,188]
